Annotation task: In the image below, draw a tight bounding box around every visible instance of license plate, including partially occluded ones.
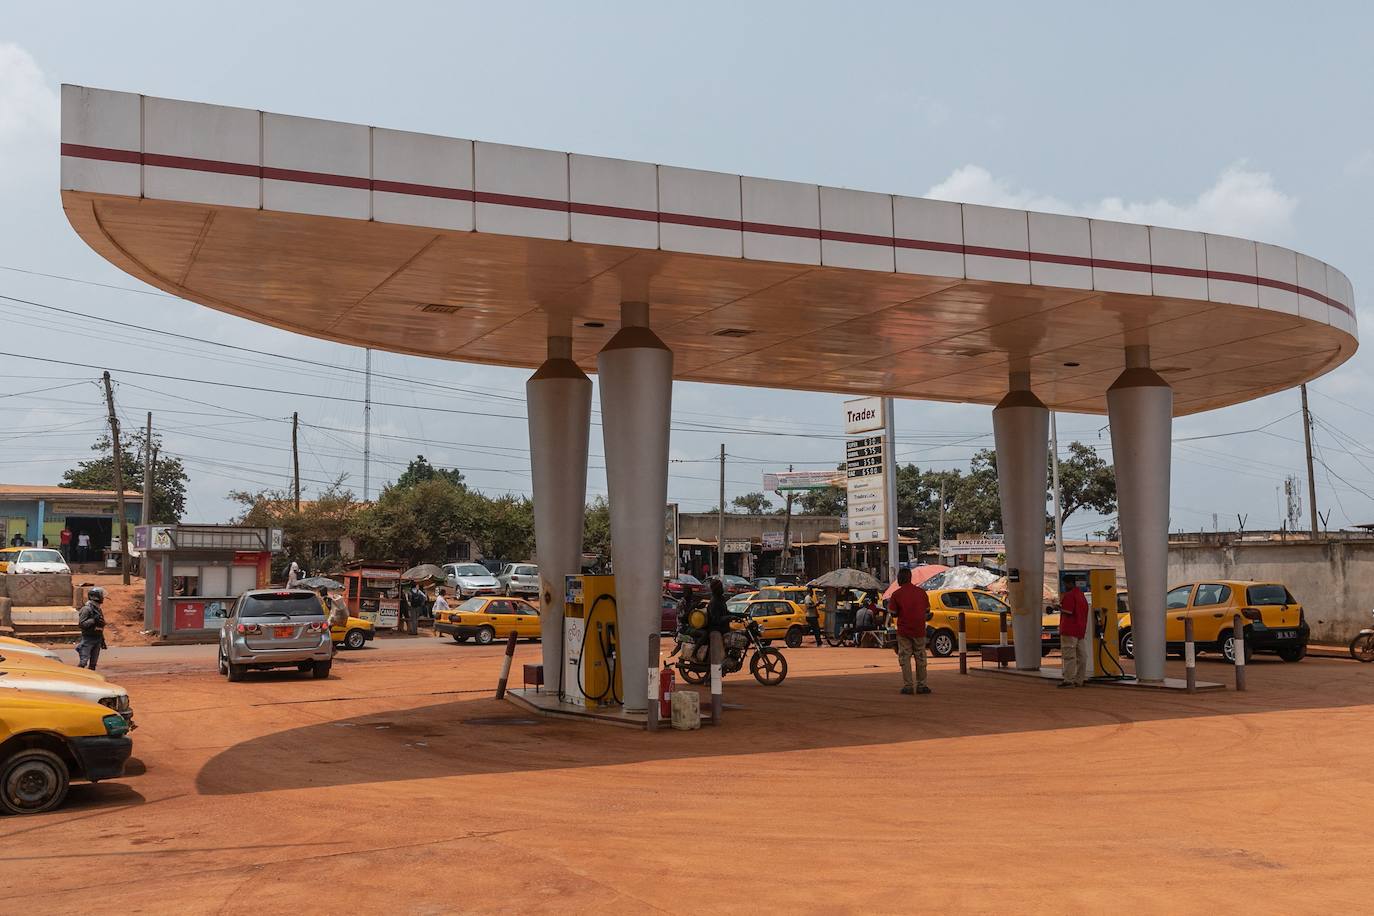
[274,625,294,638]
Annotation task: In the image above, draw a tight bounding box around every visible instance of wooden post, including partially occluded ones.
[291,411,301,512]
[495,629,518,699]
[101,371,130,585]
[1232,615,1247,691]
[958,611,968,675]
[708,630,724,726]
[1183,616,1196,694]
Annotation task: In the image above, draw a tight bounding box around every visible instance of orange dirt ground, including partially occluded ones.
[3,638,1370,914]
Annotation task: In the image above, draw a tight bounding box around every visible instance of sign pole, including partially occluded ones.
[883,397,899,585]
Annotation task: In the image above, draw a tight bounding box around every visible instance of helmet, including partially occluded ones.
[88,586,106,603]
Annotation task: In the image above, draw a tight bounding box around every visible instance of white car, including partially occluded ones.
[498,563,540,598]
[6,548,71,575]
[443,562,501,599]
[0,636,63,663]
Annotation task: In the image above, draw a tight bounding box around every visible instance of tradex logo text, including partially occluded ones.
[846,407,876,425]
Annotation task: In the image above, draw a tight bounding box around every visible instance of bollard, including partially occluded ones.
[0,596,10,630]
[494,630,518,699]
[1183,617,1196,694]
[708,630,724,726]
[999,611,1008,646]
[957,611,968,675]
[1232,615,1247,691]
[646,631,660,732]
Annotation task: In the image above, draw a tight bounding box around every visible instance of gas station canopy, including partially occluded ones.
[60,85,1356,415]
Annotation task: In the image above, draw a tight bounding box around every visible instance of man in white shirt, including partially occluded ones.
[432,588,451,616]
[76,531,91,562]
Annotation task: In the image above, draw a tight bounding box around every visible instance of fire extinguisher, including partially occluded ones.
[658,666,675,719]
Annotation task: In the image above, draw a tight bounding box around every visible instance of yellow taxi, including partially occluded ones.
[331,614,375,650]
[924,588,1058,658]
[0,691,133,814]
[0,546,21,572]
[435,595,541,645]
[739,597,811,646]
[1118,580,1308,663]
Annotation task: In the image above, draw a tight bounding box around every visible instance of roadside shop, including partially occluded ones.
[137,524,281,638]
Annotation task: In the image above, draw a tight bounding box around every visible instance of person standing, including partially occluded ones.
[286,560,301,588]
[76,530,91,562]
[76,586,108,670]
[888,568,932,695]
[432,588,451,618]
[1057,580,1090,688]
[59,526,71,560]
[803,593,823,647]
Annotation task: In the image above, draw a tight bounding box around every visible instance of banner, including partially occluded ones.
[764,469,845,492]
[940,536,1005,556]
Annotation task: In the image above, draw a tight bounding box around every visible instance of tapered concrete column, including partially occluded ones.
[1107,346,1172,684]
[527,333,592,688]
[992,372,1049,670]
[598,301,672,711]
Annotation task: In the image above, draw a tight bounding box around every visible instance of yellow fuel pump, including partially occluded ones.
[562,574,622,708]
[1086,568,1125,679]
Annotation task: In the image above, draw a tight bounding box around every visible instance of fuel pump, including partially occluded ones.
[561,574,622,708]
[1060,568,1126,680]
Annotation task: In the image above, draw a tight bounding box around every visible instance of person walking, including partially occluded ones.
[888,568,931,695]
[432,588,451,618]
[1057,580,1090,688]
[76,530,91,562]
[76,586,108,670]
[803,593,824,647]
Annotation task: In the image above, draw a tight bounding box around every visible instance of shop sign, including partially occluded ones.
[764,469,845,491]
[762,531,784,550]
[724,538,752,554]
[940,536,1005,556]
[843,396,885,435]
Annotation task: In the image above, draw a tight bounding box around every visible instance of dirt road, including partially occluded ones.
[3,640,1371,914]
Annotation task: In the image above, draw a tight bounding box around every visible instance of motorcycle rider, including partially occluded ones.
[705,577,732,636]
[76,586,108,670]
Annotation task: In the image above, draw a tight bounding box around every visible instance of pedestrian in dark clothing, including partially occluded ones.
[804,593,823,647]
[77,587,108,670]
[704,578,731,634]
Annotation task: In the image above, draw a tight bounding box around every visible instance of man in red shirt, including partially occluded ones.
[887,567,932,695]
[1058,580,1091,688]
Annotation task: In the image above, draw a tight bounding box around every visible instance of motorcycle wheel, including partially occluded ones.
[677,662,708,685]
[1349,633,1374,663]
[751,648,788,686]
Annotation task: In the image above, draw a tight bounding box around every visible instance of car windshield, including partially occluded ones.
[18,550,63,564]
[452,564,488,577]
[514,565,537,575]
[1246,584,1293,605]
[238,593,324,618]
[457,598,487,612]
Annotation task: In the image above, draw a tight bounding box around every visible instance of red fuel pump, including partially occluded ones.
[658,666,675,719]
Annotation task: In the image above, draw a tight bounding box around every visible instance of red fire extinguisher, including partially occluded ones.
[658,666,675,719]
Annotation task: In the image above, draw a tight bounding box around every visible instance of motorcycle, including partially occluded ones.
[668,615,788,686]
[1349,610,1374,662]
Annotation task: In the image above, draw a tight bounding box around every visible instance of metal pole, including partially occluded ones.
[1050,411,1065,581]
[1300,384,1319,539]
[292,411,301,512]
[1183,617,1196,694]
[958,611,967,675]
[363,348,372,501]
[101,371,130,585]
[717,443,725,578]
[1232,615,1247,691]
[646,631,660,732]
[883,397,899,584]
[708,630,724,725]
[781,464,794,576]
[999,611,1008,646]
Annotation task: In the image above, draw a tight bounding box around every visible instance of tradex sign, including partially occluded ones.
[843,396,885,435]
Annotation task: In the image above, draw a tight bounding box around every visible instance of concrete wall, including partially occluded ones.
[1168,540,1374,642]
[0,574,75,607]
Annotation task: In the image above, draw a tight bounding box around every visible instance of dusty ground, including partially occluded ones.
[3,639,1371,914]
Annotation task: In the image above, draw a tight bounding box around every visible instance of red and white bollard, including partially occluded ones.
[1232,615,1247,692]
[1183,616,1196,694]
[999,611,1008,646]
[958,611,968,675]
[495,629,518,699]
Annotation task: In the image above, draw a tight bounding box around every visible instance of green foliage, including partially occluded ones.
[230,475,360,576]
[62,429,188,522]
[583,496,612,559]
[730,491,777,514]
[393,455,466,490]
[1055,441,1116,526]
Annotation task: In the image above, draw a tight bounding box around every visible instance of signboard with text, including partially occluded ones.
[843,396,885,435]
[762,531,784,550]
[940,536,1005,556]
[724,538,752,554]
[764,469,846,492]
[846,434,886,542]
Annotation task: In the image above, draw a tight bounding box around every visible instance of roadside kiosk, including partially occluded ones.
[340,561,404,630]
[136,524,281,639]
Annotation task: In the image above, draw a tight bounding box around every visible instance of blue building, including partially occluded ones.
[0,484,143,559]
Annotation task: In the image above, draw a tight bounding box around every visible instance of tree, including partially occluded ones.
[1055,441,1116,527]
[473,494,535,561]
[62,430,188,522]
[230,475,360,575]
[730,492,776,514]
[583,496,612,559]
[349,476,480,565]
[392,455,466,491]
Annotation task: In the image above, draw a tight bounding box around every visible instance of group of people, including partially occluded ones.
[8,527,93,561]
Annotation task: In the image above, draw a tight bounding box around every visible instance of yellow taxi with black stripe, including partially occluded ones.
[1118,580,1308,663]
[924,588,1060,658]
[0,691,133,815]
[435,595,541,645]
[331,614,375,650]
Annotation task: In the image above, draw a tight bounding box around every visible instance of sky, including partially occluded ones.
[1,1,1373,535]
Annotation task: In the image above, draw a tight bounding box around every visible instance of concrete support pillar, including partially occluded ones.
[598,301,673,711]
[527,333,593,689]
[992,371,1049,670]
[1107,345,1172,684]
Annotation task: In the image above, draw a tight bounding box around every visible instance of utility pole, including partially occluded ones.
[1300,384,1319,539]
[883,396,899,584]
[363,348,373,502]
[1050,411,1065,582]
[141,411,152,532]
[292,411,301,512]
[938,477,946,564]
[101,371,130,585]
[780,464,795,577]
[717,444,726,578]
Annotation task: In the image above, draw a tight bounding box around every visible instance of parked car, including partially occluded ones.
[1118,580,1308,663]
[0,635,62,663]
[218,589,334,681]
[0,692,133,815]
[435,596,541,644]
[924,588,1059,658]
[661,594,681,635]
[752,577,778,590]
[498,562,540,598]
[3,547,70,575]
[444,562,502,599]
[726,591,757,614]
[0,651,134,725]
[710,574,754,596]
[0,547,19,573]
[664,573,704,599]
[331,614,375,650]
[740,597,812,646]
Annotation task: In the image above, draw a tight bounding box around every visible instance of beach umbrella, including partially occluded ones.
[806,568,882,591]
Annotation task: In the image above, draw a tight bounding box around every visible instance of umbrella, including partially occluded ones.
[402,563,445,582]
[881,565,947,600]
[298,576,343,590]
[921,565,999,591]
[807,568,882,591]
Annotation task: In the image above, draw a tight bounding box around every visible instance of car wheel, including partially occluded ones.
[0,748,71,815]
[217,647,228,675]
[929,629,955,658]
[1219,631,1253,664]
[1278,645,1306,663]
[784,627,804,649]
[297,662,313,673]
[475,626,495,646]
[226,661,245,682]
[451,633,465,643]
[1119,629,1135,659]
[345,629,367,650]
[312,661,331,679]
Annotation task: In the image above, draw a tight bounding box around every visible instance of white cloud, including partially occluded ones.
[926,163,1298,242]
[0,41,58,143]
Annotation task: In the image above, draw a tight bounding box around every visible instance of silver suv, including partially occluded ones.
[498,563,539,598]
[218,589,333,682]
